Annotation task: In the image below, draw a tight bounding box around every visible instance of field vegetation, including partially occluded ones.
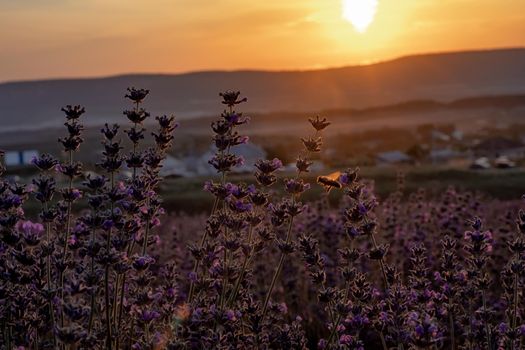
[0,88,524,350]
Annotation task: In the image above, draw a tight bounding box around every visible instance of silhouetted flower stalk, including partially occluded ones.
[322,168,372,349]
[84,172,106,336]
[7,86,525,350]
[188,91,248,303]
[463,217,494,349]
[105,88,149,348]
[105,156,116,349]
[32,153,59,347]
[124,87,149,181]
[437,235,462,350]
[227,158,282,306]
[216,95,250,313]
[504,205,525,350]
[338,167,406,350]
[115,88,148,327]
[227,216,255,306]
[57,105,85,338]
[261,116,328,320]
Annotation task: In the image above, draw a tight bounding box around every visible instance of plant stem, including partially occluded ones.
[510,252,520,350]
[261,213,295,320]
[379,332,389,350]
[449,302,455,350]
[369,232,389,290]
[482,290,492,349]
[368,220,405,350]
[104,171,115,350]
[114,120,139,345]
[42,200,57,347]
[57,149,74,346]
[219,242,230,309]
[228,223,254,306]
[188,190,220,302]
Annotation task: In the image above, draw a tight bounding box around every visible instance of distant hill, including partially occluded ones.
[0,48,524,131]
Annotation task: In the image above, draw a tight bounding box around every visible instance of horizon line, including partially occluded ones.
[2,46,524,85]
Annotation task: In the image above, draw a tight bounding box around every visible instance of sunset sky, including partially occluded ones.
[1,0,524,82]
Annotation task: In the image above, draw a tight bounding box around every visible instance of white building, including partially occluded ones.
[4,150,39,167]
[376,151,412,165]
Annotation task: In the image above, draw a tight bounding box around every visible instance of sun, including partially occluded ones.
[342,0,378,33]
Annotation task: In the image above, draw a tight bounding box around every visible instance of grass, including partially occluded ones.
[158,165,525,213]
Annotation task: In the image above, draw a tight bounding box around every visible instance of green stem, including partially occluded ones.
[482,291,492,349]
[43,200,57,347]
[368,221,405,350]
[261,214,295,320]
[510,252,519,350]
[188,190,221,302]
[59,149,74,330]
[449,301,455,350]
[228,224,254,306]
[104,171,115,350]
[370,232,389,290]
[219,243,230,309]
[379,331,389,350]
[104,265,112,349]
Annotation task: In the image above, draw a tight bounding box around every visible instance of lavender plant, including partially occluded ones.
[1,87,525,350]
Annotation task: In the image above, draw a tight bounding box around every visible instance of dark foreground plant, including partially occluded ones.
[1,88,525,350]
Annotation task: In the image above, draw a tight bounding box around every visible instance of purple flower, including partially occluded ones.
[138,309,160,323]
[225,309,237,321]
[339,168,359,185]
[61,105,85,120]
[228,198,253,213]
[208,154,244,173]
[102,219,114,231]
[308,116,330,131]
[132,254,155,271]
[17,220,44,245]
[125,87,149,103]
[32,153,58,171]
[301,136,322,153]
[285,178,310,195]
[254,158,283,174]
[339,334,352,345]
[219,91,247,107]
[188,271,197,282]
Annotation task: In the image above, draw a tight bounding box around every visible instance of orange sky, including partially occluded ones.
[1,0,524,82]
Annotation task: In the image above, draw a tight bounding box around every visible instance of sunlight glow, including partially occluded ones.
[342,0,378,33]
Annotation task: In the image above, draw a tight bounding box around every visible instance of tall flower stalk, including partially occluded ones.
[187,91,248,303]
[56,105,85,340]
[32,153,59,346]
[261,116,330,320]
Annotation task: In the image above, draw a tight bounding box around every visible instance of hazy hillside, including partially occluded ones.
[0,48,524,131]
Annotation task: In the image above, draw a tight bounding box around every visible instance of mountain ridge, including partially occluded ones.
[3,47,523,85]
[1,48,524,130]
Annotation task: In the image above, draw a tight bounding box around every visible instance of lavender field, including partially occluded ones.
[0,88,523,350]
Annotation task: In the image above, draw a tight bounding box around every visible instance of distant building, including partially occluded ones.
[495,156,516,169]
[470,157,491,170]
[431,130,451,142]
[4,152,20,167]
[4,150,39,167]
[472,137,525,158]
[451,130,464,141]
[376,151,412,165]
[158,143,268,178]
[429,148,462,163]
[160,155,194,178]
[232,143,267,173]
